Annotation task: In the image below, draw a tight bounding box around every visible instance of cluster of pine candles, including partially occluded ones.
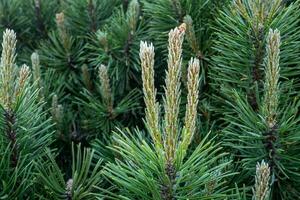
[1,0,300,199]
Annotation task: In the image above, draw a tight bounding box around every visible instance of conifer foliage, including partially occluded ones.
[101,24,231,200]
[36,144,103,199]
[0,29,53,198]
[211,0,300,199]
[2,0,300,199]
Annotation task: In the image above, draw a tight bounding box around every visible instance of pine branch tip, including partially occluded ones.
[253,160,271,200]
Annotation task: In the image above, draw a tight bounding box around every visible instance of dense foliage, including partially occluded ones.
[1,0,300,199]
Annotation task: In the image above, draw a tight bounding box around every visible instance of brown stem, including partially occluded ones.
[263,124,278,173]
[34,0,46,36]
[4,109,18,168]
[123,32,133,66]
[161,161,176,200]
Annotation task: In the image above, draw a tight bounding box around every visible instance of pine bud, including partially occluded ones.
[183,15,200,57]
[66,178,73,198]
[31,52,41,82]
[31,52,45,101]
[250,0,281,23]
[206,169,221,195]
[1,29,17,68]
[56,12,68,43]
[127,0,140,32]
[0,29,17,109]
[31,52,40,69]
[181,58,200,154]
[15,64,30,98]
[56,12,65,30]
[81,64,92,91]
[52,94,58,112]
[253,160,271,200]
[96,30,108,52]
[164,23,186,162]
[19,64,30,82]
[57,105,63,122]
[171,0,183,21]
[263,29,280,128]
[140,41,162,149]
[98,65,113,113]
[87,0,97,32]
[51,95,63,125]
[35,0,40,8]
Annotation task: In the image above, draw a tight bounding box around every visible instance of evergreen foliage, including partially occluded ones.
[1,0,300,199]
[87,0,145,94]
[101,24,232,200]
[211,0,300,199]
[77,64,141,139]
[0,29,53,198]
[36,144,103,199]
[62,0,120,35]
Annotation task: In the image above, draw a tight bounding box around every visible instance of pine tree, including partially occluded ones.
[77,0,145,144]
[100,24,232,200]
[211,0,300,199]
[38,11,86,144]
[141,0,230,143]
[2,0,300,199]
[0,29,53,198]
[32,13,86,182]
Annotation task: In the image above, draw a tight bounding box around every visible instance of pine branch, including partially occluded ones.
[0,28,53,198]
[216,3,300,196]
[234,0,281,110]
[86,1,145,95]
[102,24,232,199]
[4,109,18,167]
[62,0,119,35]
[211,0,300,117]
